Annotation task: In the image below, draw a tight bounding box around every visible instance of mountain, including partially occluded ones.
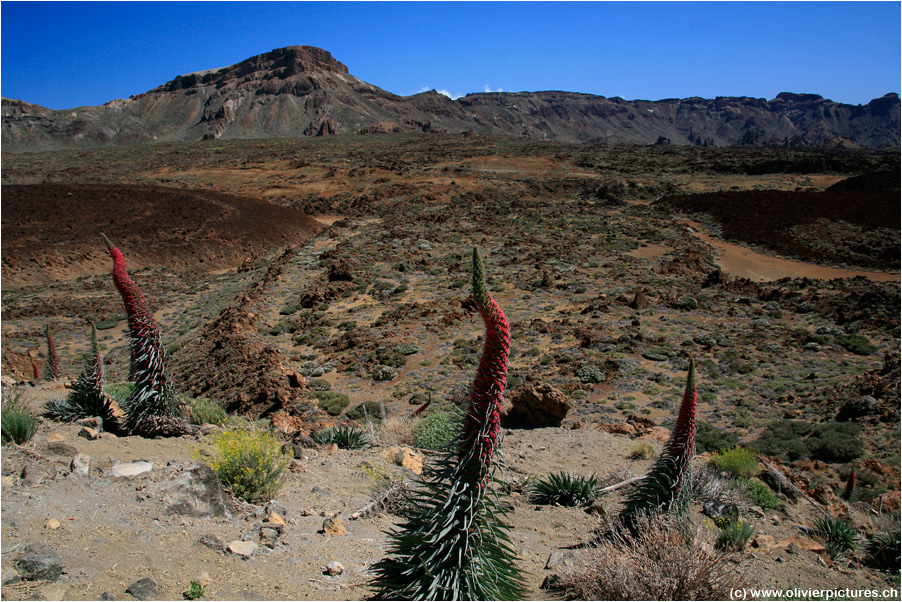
[2,45,899,152]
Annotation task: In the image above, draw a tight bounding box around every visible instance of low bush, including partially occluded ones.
[311,391,350,416]
[814,516,859,560]
[835,334,877,356]
[104,382,135,405]
[413,411,459,451]
[735,478,780,509]
[750,420,813,462]
[182,397,230,426]
[308,378,332,391]
[864,516,901,573]
[807,422,863,463]
[312,425,371,449]
[204,428,289,503]
[695,421,740,454]
[629,441,657,460]
[715,518,756,551]
[346,401,382,422]
[711,447,758,479]
[1,388,38,445]
[530,472,598,507]
[378,415,416,447]
[543,514,751,600]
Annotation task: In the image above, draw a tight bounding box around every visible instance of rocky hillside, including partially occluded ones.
[3,46,899,151]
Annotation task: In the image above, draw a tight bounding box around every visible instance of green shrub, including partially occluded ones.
[807,422,863,463]
[711,447,758,479]
[309,378,332,391]
[695,421,740,454]
[750,420,812,461]
[865,521,901,573]
[530,472,598,507]
[311,391,350,416]
[814,516,858,560]
[104,382,135,405]
[346,401,382,422]
[204,428,289,502]
[182,397,230,426]
[715,519,756,551]
[1,388,38,445]
[835,334,877,356]
[413,411,459,451]
[312,425,371,449]
[736,478,780,509]
[94,317,120,330]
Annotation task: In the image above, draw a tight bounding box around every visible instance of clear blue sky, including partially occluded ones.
[2,1,899,110]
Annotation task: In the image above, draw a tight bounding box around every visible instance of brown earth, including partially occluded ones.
[1,184,323,288]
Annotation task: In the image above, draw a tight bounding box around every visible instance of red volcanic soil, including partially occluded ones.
[1,184,324,287]
[656,170,900,270]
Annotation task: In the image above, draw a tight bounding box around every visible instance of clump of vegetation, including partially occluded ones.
[735,478,780,509]
[104,382,135,405]
[628,441,657,460]
[544,513,751,600]
[311,391,350,416]
[312,425,371,449]
[204,427,289,503]
[347,401,382,422]
[1,387,38,445]
[711,447,758,479]
[182,580,206,600]
[530,472,598,507]
[413,411,459,451]
[864,516,901,573]
[751,419,863,463]
[44,324,121,433]
[714,517,756,551]
[695,421,740,454]
[814,516,859,561]
[378,415,416,447]
[834,333,877,356]
[182,396,230,426]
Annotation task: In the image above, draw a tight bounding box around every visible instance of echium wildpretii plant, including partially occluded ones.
[369,248,527,601]
[620,357,697,529]
[45,323,121,433]
[102,233,185,437]
[45,324,60,380]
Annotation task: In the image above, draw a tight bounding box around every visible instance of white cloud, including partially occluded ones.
[484,85,503,93]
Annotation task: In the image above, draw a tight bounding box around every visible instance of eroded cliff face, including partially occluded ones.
[3,45,899,151]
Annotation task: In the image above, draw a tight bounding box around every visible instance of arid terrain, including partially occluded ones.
[2,136,900,600]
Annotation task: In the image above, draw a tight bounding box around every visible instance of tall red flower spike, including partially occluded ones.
[459,246,511,489]
[101,233,184,437]
[621,357,697,526]
[45,325,60,380]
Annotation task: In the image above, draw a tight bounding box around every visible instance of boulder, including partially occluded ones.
[125,578,158,601]
[505,383,571,427]
[150,464,232,518]
[16,544,64,582]
[110,462,153,478]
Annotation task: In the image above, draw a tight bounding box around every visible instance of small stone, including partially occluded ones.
[111,462,154,478]
[78,426,100,440]
[100,592,116,600]
[1,566,21,586]
[45,518,61,530]
[312,485,332,497]
[1,475,15,488]
[322,443,339,454]
[265,500,288,517]
[289,459,306,473]
[46,435,79,457]
[196,572,212,587]
[752,534,774,549]
[260,528,280,546]
[323,561,344,576]
[263,511,286,532]
[16,543,64,582]
[71,453,92,478]
[322,516,346,536]
[544,550,580,569]
[126,577,158,600]
[228,540,259,558]
[41,583,69,601]
[197,534,226,553]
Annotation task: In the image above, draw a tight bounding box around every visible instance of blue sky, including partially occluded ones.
[2,1,899,110]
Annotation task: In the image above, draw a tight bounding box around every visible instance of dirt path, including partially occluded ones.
[681,221,901,283]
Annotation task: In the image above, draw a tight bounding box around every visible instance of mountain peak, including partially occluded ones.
[159,45,349,92]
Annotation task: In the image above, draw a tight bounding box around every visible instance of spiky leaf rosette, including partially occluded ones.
[621,358,697,528]
[45,324,121,432]
[370,248,526,601]
[45,325,60,380]
[102,234,184,437]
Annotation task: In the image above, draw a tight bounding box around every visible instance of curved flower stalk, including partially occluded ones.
[620,358,697,528]
[45,323,121,432]
[842,468,856,501]
[45,325,60,380]
[370,248,526,601]
[102,233,185,437]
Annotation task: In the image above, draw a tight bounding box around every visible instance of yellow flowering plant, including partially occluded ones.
[204,427,290,503]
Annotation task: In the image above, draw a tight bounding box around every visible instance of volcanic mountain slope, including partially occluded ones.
[2,45,899,151]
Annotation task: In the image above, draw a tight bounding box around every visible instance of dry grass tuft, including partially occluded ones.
[546,513,753,601]
[378,415,418,447]
[691,462,751,511]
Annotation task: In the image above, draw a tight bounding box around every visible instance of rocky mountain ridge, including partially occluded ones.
[3,45,899,151]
